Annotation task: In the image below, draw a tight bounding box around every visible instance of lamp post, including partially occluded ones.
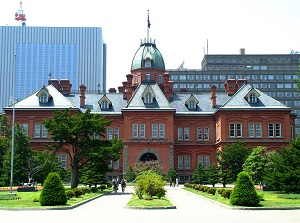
[9,54,16,194]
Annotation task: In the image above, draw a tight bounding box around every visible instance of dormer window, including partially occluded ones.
[145,59,151,68]
[102,100,108,109]
[40,93,48,103]
[248,93,257,103]
[134,74,138,84]
[98,95,112,110]
[185,94,199,110]
[145,93,152,104]
[244,88,260,104]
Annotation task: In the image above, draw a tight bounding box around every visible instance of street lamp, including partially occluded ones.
[9,54,16,194]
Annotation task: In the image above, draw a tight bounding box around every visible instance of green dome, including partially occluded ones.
[131,42,165,70]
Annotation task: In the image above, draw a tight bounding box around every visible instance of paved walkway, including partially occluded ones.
[1,185,300,223]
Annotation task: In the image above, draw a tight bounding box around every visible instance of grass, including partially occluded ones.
[0,188,110,209]
[184,187,300,208]
[126,194,174,207]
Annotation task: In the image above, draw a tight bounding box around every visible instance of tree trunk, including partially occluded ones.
[71,160,79,188]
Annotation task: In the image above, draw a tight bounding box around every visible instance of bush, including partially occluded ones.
[66,190,75,200]
[39,172,67,206]
[221,189,232,199]
[72,188,83,198]
[91,187,98,193]
[99,184,106,191]
[208,188,217,195]
[230,172,260,206]
[218,188,225,195]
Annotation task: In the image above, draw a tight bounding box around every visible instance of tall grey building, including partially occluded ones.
[0,26,106,113]
[168,50,300,132]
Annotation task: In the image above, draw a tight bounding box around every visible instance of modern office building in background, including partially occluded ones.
[0,26,106,113]
[167,49,300,133]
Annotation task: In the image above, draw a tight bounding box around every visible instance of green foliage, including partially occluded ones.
[72,188,83,198]
[264,138,300,193]
[39,172,67,206]
[65,189,75,200]
[206,164,220,187]
[43,108,122,188]
[192,163,207,184]
[230,172,260,206]
[125,165,136,182]
[134,170,166,199]
[217,141,252,184]
[243,146,267,184]
[165,168,178,183]
[133,160,162,175]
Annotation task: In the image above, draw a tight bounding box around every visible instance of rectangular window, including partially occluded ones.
[159,124,165,138]
[22,123,28,135]
[248,123,254,137]
[256,123,262,137]
[197,128,202,140]
[184,155,190,169]
[204,128,209,140]
[184,128,190,140]
[94,133,99,139]
[229,123,235,137]
[178,156,183,169]
[178,128,183,140]
[152,124,158,138]
[34,123,41,137]
[107,128,113,140]
[230,123,242,137]
[275,123,281,137]
[114,128,119,139]
[198,155,203,167]
[140,124,145,138]
[42,124,48,137]
[61,154,67,169]
[204,156,210,168]
[132,124,138,138]
[236,123,242,137]
[113,160,119,170]
[268,124,274,137]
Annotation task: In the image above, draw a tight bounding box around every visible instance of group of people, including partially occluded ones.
[169,177,179,187]
[111,177,127,193]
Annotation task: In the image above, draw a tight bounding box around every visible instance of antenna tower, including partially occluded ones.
[15,1,26,26]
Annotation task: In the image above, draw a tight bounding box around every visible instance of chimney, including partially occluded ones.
[210,85,217,107]
[224,79,238,96]
[59,79,72,94]
[79,84,86,108]
[48,79,59,90]
[239,48,245,55]
[118,86,124,93]
[108,88,117,93]
[236,79,247,88]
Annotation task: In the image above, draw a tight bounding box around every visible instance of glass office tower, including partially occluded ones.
[0,26,106,112]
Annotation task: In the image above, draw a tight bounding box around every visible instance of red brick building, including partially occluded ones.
[3,39,296,183]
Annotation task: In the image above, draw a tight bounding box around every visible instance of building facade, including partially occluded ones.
[0,26,106,114]
[167,51,300,132]
[3,41,296,183]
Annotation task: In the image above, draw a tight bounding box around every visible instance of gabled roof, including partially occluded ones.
[98,95,112,106]
[36,85,51,98]
[221,84,289,109]
[185,94,199,107]
[124,83,174,111]
[4,85,76,110]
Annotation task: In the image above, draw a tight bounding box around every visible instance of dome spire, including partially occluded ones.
[147,10,151,43]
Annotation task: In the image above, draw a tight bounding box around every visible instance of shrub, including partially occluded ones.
[208,188,217,195]
[230,172,260,206]
[73,188,83,198]
[218,188,225,195]
[221,189,232,199]
[194,185,201,190]
[91,187,98,193]
[66,190,75,200]
[156,187,166,199]
[39,172,67,206]
[82,187,91,194]
[99,184,106,191]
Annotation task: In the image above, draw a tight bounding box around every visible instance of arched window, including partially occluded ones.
[146,72,151,81]
[145,59,151,68]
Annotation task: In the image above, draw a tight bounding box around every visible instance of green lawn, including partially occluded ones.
[126,194,174,207]
[0,189,110,209]
[183,187,300,208]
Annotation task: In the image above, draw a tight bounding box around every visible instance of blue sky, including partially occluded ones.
[0,0,299,89]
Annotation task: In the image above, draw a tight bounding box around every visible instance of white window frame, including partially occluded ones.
[113,160,119,170]
[34,123,41,137]
[42,124,48,137]
[140,124,145,138]
[159,124,165,138]
[184,127,190,140]
[61,154,67,169]
[145,93,152,104]
[132,124,138,138]
[22,123,28,135]
[178,156,183,169]
[178,128,183,140]
[152,124,158,138]
[229,123,242,137]
[107,127,113,140]
[248,94,257,103]
[204,128,209,140]
[146,72,150,81]
[40,93,48,103]
[114,128,119,139]
[184,155,190,169]
[197,127,202,140]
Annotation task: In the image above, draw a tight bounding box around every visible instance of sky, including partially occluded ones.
[0,0,299,90]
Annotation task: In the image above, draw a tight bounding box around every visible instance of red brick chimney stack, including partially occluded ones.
[210,85,217,107]
[79,84,86,108]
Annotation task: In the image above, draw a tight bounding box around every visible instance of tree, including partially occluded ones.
[192,163,208,185]
[132,160,162,175]
[242,146,267,184]
[1,124,33,185]
[165,168,178,183]
[264,138,300,193]
[0,115,11,186]
[206,164,220,187]
[217,141,252,186]
[43,108,123,188]
[125,165,136,182]
[39,172,67,206]
[80,138,122,187]
[230,171,260,206]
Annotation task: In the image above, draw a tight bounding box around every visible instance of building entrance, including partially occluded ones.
[139,152,157,162]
